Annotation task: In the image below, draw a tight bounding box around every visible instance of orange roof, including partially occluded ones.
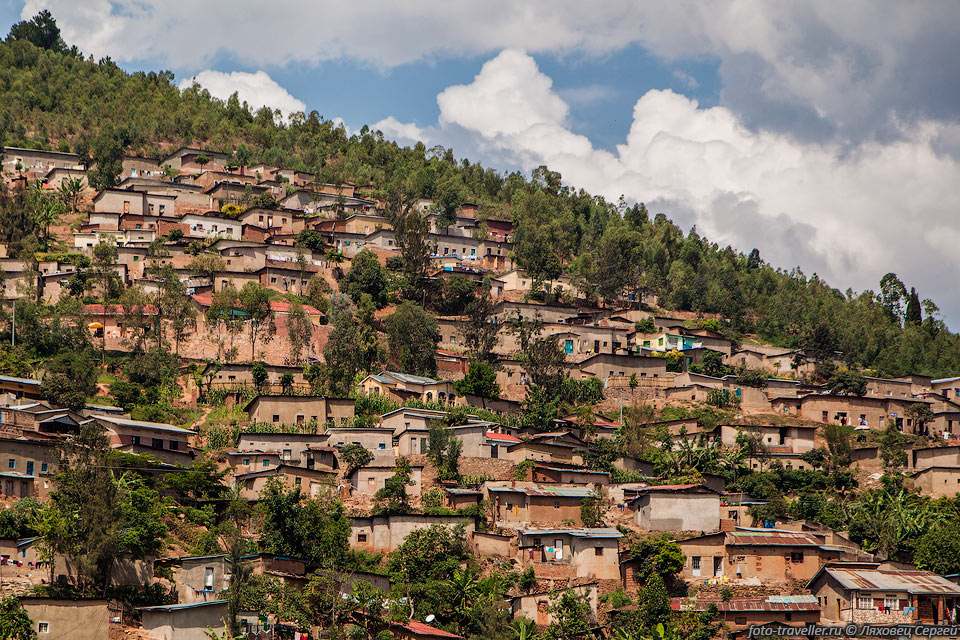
[486,431,522,443]
[191,293,323,316]
[84,303,158,315]
[394,620,463,639]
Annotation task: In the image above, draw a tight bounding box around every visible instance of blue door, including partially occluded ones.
[25,461,33,475]
[564,340,574,354]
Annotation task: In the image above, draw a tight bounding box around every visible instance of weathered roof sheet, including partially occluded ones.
[726,531,823,547]
[487,485,595,498]
[824,568,960,595]
[97,414,194,434]
[140,600,227,611]
[671,595,820,612]
[536,466,608,475]
[518,528,622,539]
[0,374,41,386]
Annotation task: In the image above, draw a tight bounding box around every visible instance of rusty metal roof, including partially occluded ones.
[726,531,823,547]
[671,595,819,613]
[487,485,595,498]
[634,483,702,492]
[825,568,960,595]
[518,528,623,539]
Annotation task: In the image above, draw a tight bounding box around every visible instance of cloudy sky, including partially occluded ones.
[4,2,960,322]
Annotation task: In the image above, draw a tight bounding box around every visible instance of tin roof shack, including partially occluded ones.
[393,422,511,458]
[140,601,228,640]
[676,529,850,584]
[20,598,109,640]
[472,531,514,557]
[770,393,926,432]
[244,395,354,428]
[527,464,610,487]
[155,554,231,604]
[486,482,595,526]
[671,595,821,636]
[717,492,768,529]
[912,445,960,471]
[350,515,475,554]
[0,401,84,433]
[807,562,960,625]
[445,487,482,510]
[358,371,457,405]
[235,432,337,471]
[348,461,424,498]
[226,450,282,475]
[517,528,622,580]
[96,415,195,465]
[628,484,721,532]
[719,424,817,454]
[379,407,480,433]
[510,582,598,627]
[232,464,336,500]
[0,375,42,400]
[504,432,587,465]
[909,466,960,498]
[320,427,396,455]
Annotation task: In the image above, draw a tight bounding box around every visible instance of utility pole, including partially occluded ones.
[11,300,15,347]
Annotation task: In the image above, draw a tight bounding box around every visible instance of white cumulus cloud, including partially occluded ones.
[178,70,305,119]
[23,1,960,142]
[370,116,431,146]
[380,50,960,321]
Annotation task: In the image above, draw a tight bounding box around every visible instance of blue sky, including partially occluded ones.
[4,2,960,323]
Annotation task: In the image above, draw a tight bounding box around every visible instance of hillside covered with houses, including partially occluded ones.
[0,11,960,640]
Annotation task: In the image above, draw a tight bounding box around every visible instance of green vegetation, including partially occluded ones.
[0,24,958,378]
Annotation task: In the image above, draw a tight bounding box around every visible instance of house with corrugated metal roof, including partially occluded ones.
[517,527,622,580]
[665,594,821,635]
[95,414,196,465]
[673,528,867,585]
[358,371,457,405]
[626,483,721,532]
[808,561,960,625]
[484,481,597,526]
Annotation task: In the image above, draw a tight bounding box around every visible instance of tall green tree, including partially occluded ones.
[509,314,567,398]
[238,282,276,361]
[373,458,415,515]
[6,9,67,52]
[454,361,501,401]
[393,208,435,298]
[341,249,389,308]
[286,300,312,364]
[87,126,128,191]
[38,423,121,591]
[459,283,499,364]
[905,287,922,326]
[385,302,439,377]
[39,348,98,411]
